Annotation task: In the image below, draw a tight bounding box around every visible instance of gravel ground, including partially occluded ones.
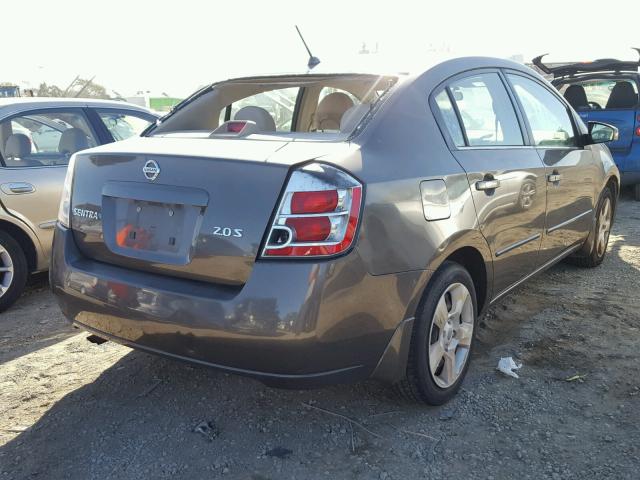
[1,195,639,480]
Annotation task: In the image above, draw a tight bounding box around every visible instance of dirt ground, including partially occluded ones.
[1,195,639,480]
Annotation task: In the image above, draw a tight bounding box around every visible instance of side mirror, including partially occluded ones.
[587,121,619,144]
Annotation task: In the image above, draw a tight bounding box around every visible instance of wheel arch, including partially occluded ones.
[0,219,41,273]
[423,230,493,316]
[574,176,618,260]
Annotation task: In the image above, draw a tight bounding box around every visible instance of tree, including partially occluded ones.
[36,83,64,97]
[36,78,111,99]
[73,78,110,99]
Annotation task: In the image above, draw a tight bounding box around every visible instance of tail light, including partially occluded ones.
[57,153,77,228]
[261,163,362,258]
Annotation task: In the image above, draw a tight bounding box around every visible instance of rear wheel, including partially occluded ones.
[567,187,614,268]
[0,231,28,313]
[633,184,640,202]
[395,262,477,405]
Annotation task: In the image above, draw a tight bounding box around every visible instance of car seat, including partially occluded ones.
[606,82,638,109]
[3,134,42,167]
[564,85,589,110]
[233,106,276,132]
[58,128,91,157]
[340,104,370,133]
[313,92,354,131]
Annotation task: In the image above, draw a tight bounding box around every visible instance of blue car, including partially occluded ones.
[534,51,640,200]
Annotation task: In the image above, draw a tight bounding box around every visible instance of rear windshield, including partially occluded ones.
[558,78,639,111]
[148,74,398,140]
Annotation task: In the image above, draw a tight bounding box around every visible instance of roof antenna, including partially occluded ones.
[295,25,320,70]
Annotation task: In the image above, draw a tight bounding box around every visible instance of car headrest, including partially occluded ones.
[234,106,276,132]
[606,81,638,109]
[315,92,354,131]
[564,85,589,110]
[58,128,90,156]
[4,133,31,160]
[340,104,370,132]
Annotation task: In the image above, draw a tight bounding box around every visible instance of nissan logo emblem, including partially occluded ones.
[143,159,160,181]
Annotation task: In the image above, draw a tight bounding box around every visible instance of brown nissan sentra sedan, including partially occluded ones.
[51,57,619,405]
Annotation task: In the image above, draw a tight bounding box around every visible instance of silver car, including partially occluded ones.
[0,98,157,310]
[52,58,619,404]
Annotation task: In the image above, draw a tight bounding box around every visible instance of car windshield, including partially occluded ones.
[149,74,399,140]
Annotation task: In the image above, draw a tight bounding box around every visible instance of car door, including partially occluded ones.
[506,73,597,263]
[0,108,99,261]
[433,70,547,298]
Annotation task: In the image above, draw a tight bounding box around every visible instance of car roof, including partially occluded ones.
[207,56,536,86]
[0,97,157,119]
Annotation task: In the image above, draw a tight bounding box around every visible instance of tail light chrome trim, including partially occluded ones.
[261,163,363,258]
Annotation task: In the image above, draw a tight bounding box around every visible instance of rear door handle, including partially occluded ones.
[1,182,36,194]
[475,179,501,191]
[548,174,562,183]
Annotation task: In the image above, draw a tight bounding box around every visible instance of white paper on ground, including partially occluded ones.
[497,357,522,378]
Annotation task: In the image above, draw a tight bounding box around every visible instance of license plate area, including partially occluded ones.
[114,199,186,253]
[102,182,208,265]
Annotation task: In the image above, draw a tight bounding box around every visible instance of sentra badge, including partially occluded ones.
[73,208,101,220]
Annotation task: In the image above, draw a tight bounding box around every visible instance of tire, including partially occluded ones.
[633,184,640,202]
[566,187,614,268]
[0,231,28,313]
[395,261,477,405]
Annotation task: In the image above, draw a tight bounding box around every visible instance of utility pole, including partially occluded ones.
[74,75,96,98]
[62,75,80,97]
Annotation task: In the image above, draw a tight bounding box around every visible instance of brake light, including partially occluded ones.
[262,163,363,258]
[636,126,640,137]
[226,121,247,133]
[291,190,338,213]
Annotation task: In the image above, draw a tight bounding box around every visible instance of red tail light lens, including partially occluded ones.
[285,216,332,242]
[636,126,640,137]
[291,190,338,213]
[262,163,363,258]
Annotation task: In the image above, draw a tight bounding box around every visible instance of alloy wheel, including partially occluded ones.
[0,244,14,298]
[596,197,612,257]
[428,282,474,389]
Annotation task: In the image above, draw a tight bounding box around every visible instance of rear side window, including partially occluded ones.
[434,90,465,147]
[508,74,577,148]
[448,73,524,147]
[97,110,154,141]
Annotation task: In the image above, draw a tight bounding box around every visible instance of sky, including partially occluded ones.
[4,0,640,98]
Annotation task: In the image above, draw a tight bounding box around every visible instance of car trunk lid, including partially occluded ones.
[69,137,293,285]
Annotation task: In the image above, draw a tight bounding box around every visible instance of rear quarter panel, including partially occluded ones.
[326,71,493,299]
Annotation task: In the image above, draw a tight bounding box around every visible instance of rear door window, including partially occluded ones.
[508,74,578,148]
[0,110,98,167]
[96,110,155,141]
[447,73,524,146]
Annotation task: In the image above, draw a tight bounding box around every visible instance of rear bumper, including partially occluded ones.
[51,225,429,387]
